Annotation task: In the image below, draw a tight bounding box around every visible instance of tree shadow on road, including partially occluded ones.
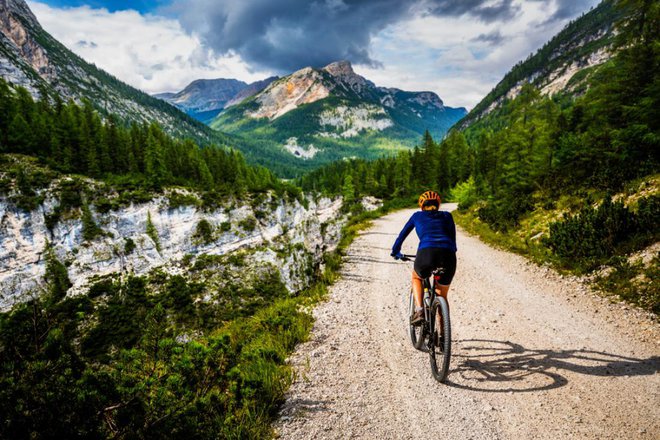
[445,339,660,393]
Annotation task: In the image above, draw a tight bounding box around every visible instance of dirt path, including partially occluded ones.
[275,206,660,440]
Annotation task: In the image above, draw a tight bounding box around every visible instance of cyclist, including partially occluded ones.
[391,191,457,325]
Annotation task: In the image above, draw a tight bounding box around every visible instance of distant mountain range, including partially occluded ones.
[201,60,466,175]
[1,0,469,178]
[154,76,278,123]
[0,0,467,177]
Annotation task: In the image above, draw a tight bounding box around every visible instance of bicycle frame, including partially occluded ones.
[400,253,452,382]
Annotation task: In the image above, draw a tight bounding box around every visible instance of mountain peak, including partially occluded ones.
[322,60,374,96]
[323,60,354,76]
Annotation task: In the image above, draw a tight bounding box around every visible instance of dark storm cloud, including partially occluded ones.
[472,30,507,46]
[424,0,520,23]
[171,0,591,73]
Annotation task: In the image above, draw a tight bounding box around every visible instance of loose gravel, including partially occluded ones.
[275,206,660,440]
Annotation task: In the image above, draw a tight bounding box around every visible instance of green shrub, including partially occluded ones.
[81,204,103,241]
[220,221,231,232]
[238,216,257,232]
[124,237,136,254]
[44,209,61,231]
[44,249,71,302]
[94,197,118,213]
[596,256,659,314]
[146,211,161,252]
[545,196,659,270]
[450,176,479,210]
[477,194,532,232]
[88,278,119,299]
[168,192,201,209]
[13,167,43,211]
[58,181,83,210]
[194,219,215,244]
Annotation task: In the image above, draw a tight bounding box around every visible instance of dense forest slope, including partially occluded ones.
[300,0,659,313]
[211,61,466,177]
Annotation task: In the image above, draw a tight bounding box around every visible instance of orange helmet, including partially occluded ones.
[418,190,441,210]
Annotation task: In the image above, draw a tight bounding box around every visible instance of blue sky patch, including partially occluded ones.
[38,0,164,13]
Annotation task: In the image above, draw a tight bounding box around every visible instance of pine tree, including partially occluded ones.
[342,174,355,204]
[146,211,161,252]
[8,114,33,154]
[44,247,72,302]
[144,125,167,188]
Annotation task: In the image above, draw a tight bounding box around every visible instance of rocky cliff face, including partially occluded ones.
[322,60,374,96]
[0,0,53,81]
[248,67,334,120]
[0,184,344,310]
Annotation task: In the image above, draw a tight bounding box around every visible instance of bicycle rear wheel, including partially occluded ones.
[408,290,425,350]
[428,296,451,382]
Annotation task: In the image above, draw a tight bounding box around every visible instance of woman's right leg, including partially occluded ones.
[412,270,423,308]
[436,284,450,299]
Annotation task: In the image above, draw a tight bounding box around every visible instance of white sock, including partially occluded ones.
[415,306,423,312]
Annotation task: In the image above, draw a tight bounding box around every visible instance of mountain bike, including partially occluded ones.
[400,254,451,383]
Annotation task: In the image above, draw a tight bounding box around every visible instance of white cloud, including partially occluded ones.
[27,1,275,94]
[356,0,597,109]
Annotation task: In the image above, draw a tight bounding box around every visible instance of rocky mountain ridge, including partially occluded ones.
[242,60,457,122]
[155,76,278,122]
[460,0,619,127]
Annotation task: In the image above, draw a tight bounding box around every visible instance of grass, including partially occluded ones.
[595,256,660,315]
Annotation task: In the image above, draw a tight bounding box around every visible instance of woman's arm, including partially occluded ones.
[391,215,416,255]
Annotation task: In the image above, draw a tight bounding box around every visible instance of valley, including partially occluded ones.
[0,0,657,438]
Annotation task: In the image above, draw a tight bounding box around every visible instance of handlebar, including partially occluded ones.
[398,254,416,262]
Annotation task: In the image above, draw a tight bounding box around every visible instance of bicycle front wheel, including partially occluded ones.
[428,296,451,382]
[408,290,424,350]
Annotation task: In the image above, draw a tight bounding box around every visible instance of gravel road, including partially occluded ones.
[275,205,660,440]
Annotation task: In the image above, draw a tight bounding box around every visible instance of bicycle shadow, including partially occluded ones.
[445,339,660,393]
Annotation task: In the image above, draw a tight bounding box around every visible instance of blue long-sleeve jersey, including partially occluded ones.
[391,210,457,254]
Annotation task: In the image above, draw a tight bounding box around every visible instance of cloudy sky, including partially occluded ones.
[28,0,600,109]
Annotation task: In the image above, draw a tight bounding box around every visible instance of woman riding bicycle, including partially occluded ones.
[391,191,457,325]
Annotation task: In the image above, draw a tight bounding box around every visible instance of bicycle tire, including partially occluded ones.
[428,296,451,382]
[408,290,425,350]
